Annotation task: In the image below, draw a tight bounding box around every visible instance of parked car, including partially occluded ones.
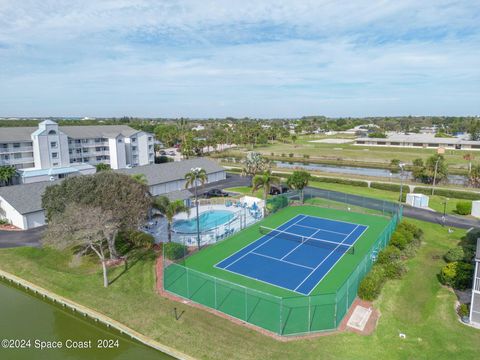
[204,189,229,198]
[269,185,289,195]
[159,150,166,155]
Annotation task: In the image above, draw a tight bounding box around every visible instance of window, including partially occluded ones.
[14,153,21,159]
[118,139,123,143]
[82,139,88,144]
[96,156,102,161]
[50,141,57,148]
[69,149,73,154]
[13,143,20,148]
[132,138,136,143]
[356,141,365,144]
[76,149,81,154]
[75,139,81,144]
[1,144,8,149]
[48,130,57,135]
[132,146,137,151]
[377,141,386,145]
[95,147,101,152]
[413,143,423,147]
[82,148,89,153]
[95,138,103,143]
[428,143,439,147]
[53,162,58,166]
[52,152,58,159]
[148,137,152,141]
[390,142,400,146]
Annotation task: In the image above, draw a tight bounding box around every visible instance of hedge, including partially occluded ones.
[164,242,187,260]
[414,187,480,200]
[370,182,402,192]
[456,201,472,215]
[358,265,386,301]
[444,247,466,263]
[310,176,369,187]
[439,261,474,290]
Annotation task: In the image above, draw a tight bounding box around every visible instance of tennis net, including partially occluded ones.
[259,225,354,254]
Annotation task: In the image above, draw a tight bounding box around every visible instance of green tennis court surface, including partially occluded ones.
[164,205,400,335]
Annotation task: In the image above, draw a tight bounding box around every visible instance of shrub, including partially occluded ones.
[377,245,402,264]
[370,182,402,192]
[398,221,423,240]
[396,226,414,244]
[281,153,286,157]
[288,153,294,158]
[444,247,466,262]
[390,159,401,167]
[439,261,474,290]
[456,201,472,215]
[266,195,289,213]
[164,242,187,260]
[311,176,368,187]
[117,230,154,249]
[0,218,9,226]
[457,303,469,317]
[382,260,407,280]
[303,154,310,159]
[390,232,408,250]
[414,187,480,201]
[358,265,386,301]
[270,152,275,156]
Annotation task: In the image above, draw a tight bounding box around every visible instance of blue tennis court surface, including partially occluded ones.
[215,214,368,295]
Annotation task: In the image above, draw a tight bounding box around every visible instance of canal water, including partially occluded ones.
[0,280,172,360]
[274,161,467,185]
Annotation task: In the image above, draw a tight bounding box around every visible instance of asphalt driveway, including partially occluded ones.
[0,226,44,248]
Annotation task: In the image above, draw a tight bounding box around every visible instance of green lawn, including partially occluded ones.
[0,220,479,358]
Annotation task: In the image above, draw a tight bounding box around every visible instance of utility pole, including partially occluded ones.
[431,158,440,196]
[399,163,405,203]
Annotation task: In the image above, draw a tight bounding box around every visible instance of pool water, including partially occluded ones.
[173,210,235,233]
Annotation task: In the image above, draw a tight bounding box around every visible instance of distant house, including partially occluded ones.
[0,158,226,230]
[354,133,480,150]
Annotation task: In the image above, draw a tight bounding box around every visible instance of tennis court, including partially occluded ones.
[216,214,368,295]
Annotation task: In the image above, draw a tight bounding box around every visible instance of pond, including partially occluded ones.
[0,280,173,360]
[274,161,467,185]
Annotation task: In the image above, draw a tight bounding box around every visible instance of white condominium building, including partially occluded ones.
[0,120,155,171]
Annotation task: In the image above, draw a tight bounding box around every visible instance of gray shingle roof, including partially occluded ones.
[163,189,193,201]
[117,158,225,186]
[0,124,141,143]
[0,181,57,214]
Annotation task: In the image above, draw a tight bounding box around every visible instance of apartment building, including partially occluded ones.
[0,120,155,173]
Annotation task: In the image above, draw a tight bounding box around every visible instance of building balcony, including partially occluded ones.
[0,147,34,154]
[0,157,34,165]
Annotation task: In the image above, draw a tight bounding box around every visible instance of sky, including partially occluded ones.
[0,1,479,118]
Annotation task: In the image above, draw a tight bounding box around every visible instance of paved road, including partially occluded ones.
[402,205,480,230]
[0,226,44,248]
[195,173,252,195]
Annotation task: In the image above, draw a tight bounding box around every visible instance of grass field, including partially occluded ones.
[227,137,474,170]
[0,218,479,358]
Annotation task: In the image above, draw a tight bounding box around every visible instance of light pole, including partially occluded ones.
[399,163,405,203]
[442,197,449,226]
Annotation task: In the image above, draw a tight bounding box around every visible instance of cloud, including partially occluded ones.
[0,1,479,117]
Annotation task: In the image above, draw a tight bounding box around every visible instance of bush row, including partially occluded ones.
[164,242,187,260]
[310,176,369,187]
[358,221,423,301]
[414,187,480,201]
[370,182,402,192]
[439,230,476,291]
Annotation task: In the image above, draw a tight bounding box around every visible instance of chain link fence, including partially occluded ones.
[163,190,402,335]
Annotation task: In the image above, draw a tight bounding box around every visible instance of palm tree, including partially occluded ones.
[185,167,208,248]
[153,196,190,242]
[252,170,280,215]
[0,165,17,186]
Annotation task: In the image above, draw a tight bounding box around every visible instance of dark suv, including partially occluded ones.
[204,189,229,198]
[269,185,289,195]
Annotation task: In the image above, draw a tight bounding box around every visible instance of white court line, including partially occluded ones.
[220,215,307,270]
[293,223,350,236]
[294,224,359,292]
[280,228,323,261]
[250,251,315,270]
[304,225,369,295]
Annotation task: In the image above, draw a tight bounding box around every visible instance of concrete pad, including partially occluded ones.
[347,305,372,331]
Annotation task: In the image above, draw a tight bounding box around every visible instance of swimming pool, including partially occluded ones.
[173,210,235,233]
